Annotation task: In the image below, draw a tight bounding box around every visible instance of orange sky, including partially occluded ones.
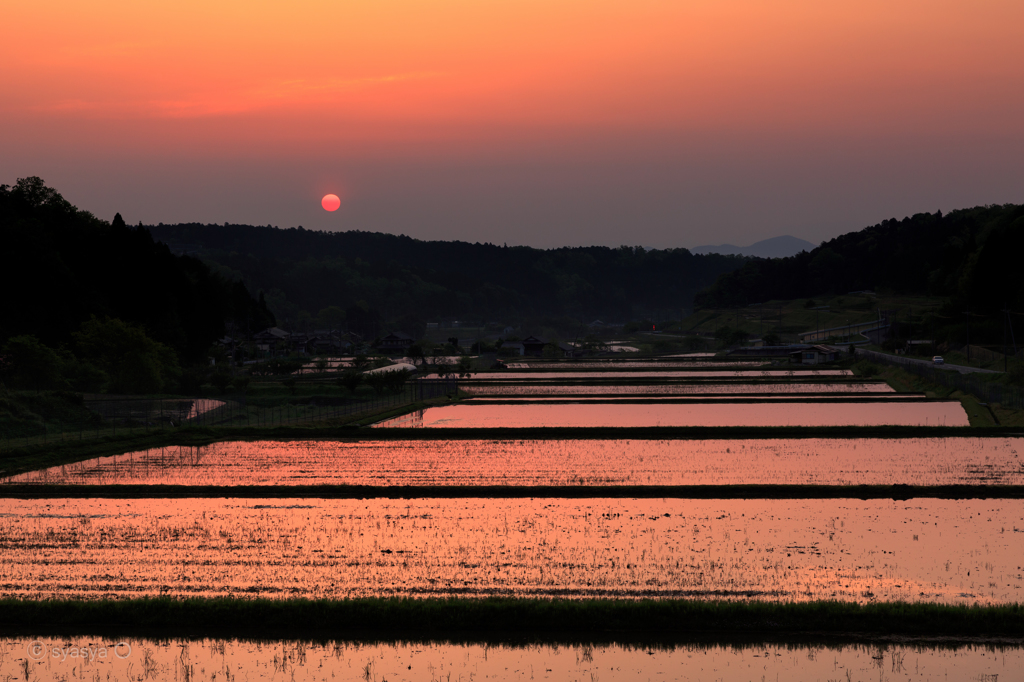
[2,0,1023,246]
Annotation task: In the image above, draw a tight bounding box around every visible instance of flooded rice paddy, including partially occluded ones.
[2,637,1020,682]
[516,360,764,368]
[0,498,1021,603]
[374,401,969,428]
[463,382,896,395]
[7,438,1022,487]
[465,394,922,402]
[441,369,854,380]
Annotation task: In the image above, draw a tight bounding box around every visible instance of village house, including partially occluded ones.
[376,332,414,353]
[253,327,291,357]
[790,344,841,365]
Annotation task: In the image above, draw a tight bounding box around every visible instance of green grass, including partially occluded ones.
[3,484,1023,499]
[2,598,1022,640]
[683,293,945,344]
[855,362,1024,426]
[0,390,103,439]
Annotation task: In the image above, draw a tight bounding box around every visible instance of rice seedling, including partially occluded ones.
[0,498,1020,605]
[2,619,1024,682]
[6,437,1022,488]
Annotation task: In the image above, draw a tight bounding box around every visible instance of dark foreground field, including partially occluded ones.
[3,598,1024,642]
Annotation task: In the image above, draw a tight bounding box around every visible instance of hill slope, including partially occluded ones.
[147,223,747,325]
[694,205,1024,316]
[691,235,816,259]
[0,178,272,361]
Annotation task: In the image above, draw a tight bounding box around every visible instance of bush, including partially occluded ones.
[74,317,180,394]
[210,370,234,393]
[338,371,363,392]
[61,357,108,393]
[251,358,304,376]
[854,361,880,377]
[1008,365,1024,386]
[178,366,210,394]
[714,326,748,347]
[1,335,64,390]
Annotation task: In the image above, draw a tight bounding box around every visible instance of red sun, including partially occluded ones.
[321,194,341,212]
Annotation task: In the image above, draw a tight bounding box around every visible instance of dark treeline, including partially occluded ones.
[148,223,746,326]
[694,203,1024,347]
[696,204,1024,309]
[0,178,274,393]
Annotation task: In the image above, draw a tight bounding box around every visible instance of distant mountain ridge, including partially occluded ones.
[693,204,1024,312]
[691,235,816,259]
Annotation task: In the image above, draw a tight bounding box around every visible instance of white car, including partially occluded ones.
[932,356,944,365]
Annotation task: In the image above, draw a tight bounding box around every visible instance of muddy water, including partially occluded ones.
[1,498,1020,604]
[373,401,969,428]
[7,438,1021,487]
[1,637,1020,682]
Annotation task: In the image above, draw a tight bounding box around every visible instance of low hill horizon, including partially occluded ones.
[690,235,817,259]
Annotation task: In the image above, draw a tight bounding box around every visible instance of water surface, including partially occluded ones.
[463,382,896,395]
[429,370,854,380]
[1,637,1018,682]
[374,402,969,428]
[1,498,1019,604]
[7,437,1018,487]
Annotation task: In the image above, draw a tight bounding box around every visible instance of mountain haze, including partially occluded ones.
[690,235,816,259]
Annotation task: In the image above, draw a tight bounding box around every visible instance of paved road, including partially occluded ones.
[859,350,1001,375]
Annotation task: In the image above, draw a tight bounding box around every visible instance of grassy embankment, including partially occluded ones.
[681,292,943,343]
[4,483,1023,499]
[855,360,1024,427]
[2,598,1023,641]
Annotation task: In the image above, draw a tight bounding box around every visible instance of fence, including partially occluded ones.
[857,349,1024,410]
[947,345,1024,365]
[0,378,459,454]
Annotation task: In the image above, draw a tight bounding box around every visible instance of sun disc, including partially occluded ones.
[321,194,341,211]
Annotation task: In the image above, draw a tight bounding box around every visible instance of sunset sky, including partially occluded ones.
[3,0,1023,248]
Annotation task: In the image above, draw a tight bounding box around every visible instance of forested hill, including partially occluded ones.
[147,223,746,324]
[0,178,273,362]
[694,204,1024,313]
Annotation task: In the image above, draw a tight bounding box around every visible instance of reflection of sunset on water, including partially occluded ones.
[6,437,1022,487]
[1,637,1019,682]
[373,401,969,428]
[463,382,896,395]
[0,498,1020,605]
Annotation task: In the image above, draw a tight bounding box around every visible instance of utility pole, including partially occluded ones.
[1004,306,1009,373]
[964,307,971,365]
[1010,309,1019,357]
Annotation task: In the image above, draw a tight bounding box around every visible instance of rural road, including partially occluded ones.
[859,350,1001,375]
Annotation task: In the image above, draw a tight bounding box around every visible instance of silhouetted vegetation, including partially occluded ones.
[147,222,747,326]
[2,597,1022,638]
[694,204,1024,347]
[0,177,274,393]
